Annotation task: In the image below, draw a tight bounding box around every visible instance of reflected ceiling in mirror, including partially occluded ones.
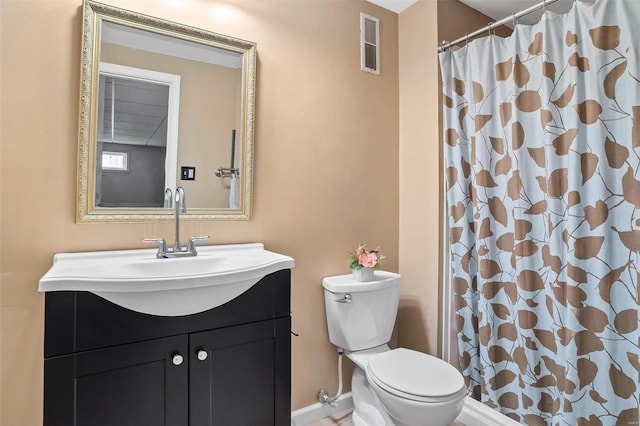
[78,0,256,222]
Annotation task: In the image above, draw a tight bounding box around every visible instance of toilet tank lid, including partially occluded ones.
[322,271,400,293]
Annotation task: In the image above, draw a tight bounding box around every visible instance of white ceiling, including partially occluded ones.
[366,0,417,13]
[459,0,574,25]
[367,0,575,24]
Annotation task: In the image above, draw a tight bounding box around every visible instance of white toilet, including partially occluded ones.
[322,271,467,426]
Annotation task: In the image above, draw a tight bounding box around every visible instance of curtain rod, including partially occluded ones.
[438,0,562,53]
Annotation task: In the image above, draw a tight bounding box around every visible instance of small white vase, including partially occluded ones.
[351,267,374,282]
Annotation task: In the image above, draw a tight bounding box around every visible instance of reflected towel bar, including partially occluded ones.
[215,167,239,178]
[215,129,239,178]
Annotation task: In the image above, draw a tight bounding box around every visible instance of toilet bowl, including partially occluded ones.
[323,272,467,426]
[364,347,467,425]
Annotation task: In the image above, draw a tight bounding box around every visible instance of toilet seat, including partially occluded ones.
[366,348,467,403]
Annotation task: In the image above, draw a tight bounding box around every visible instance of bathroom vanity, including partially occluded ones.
[40,244,294,426]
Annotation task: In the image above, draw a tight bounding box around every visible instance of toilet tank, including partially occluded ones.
[322,271,400,351]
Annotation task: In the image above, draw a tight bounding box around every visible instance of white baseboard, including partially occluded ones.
[291,394,521,426]
[291,392,353,426]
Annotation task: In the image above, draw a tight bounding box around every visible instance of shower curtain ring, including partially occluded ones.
[512,12,517,27]
[487,22,494,36]
[465,33,469,46]
[543,0,547,13]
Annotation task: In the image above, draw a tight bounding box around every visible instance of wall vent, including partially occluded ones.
[360,13,380,75]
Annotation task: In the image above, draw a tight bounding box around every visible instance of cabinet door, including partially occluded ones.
[44,334,188,426]
[189,317,291,426]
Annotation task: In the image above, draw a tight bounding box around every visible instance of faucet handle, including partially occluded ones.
[143,238,168,257]
[188,236,209,243]
[187,236,209,255]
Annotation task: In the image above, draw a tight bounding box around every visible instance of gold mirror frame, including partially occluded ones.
[77,0,256,223]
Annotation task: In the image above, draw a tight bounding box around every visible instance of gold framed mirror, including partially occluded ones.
[77,0,256,223]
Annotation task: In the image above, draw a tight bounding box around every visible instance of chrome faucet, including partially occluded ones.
[174,187,186,252]
[163,188,173,208]
[144,187,209,258]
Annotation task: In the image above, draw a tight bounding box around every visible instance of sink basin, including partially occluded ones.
[39,243,295,316]
[95,255,236,279]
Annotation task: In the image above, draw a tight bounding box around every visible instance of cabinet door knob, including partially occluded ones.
[197,350,208,361]
[172,354,184,366]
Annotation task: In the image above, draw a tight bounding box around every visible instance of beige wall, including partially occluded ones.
[397,0,512,359]
[101,43,242,208]
[0,0,398,424]
[397,0,441,356]
[437,0,511,43]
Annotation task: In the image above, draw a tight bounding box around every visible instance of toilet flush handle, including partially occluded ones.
[335,294,352,303]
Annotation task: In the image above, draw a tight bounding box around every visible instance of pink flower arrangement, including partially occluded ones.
[348,243,385,270]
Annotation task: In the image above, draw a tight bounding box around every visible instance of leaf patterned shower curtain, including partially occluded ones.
[440,0,639,424]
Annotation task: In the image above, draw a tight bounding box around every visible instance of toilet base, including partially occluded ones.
[351,367,394,426]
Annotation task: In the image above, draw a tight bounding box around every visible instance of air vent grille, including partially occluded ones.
[360,13,380,75]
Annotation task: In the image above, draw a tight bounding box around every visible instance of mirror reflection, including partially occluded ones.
[97,71,172,208]
[77,1,256,222]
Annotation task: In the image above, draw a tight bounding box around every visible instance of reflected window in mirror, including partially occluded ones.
[101,151,128,172]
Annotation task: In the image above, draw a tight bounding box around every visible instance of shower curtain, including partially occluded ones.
[440,0,640,424]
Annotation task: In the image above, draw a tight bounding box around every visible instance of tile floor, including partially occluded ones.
[311,410,465,426]
[310,410,353,426]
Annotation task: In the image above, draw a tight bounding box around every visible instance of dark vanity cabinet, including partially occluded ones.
[43,270,291,426]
